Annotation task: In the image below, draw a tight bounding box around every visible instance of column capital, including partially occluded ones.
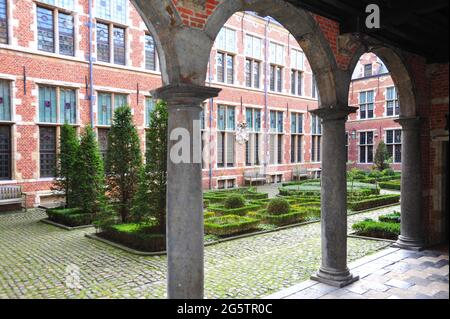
[394,116,421,130]
[151,84,221,107]
[309,105,358,122]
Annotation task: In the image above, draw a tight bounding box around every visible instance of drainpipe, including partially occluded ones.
[263,18,270,176]
[88,0,95,127]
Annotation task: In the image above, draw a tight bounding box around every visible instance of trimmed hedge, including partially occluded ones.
[204,215,260,236]
[257,210,306,226]
[46,208,93,227]
[204,211,216,219]
[348,194,400,211]
[378,211,401,223]
[267,198,290,215]
[379,180,401,190]
[224,194,245,209]
[99,224,165,252]
[352,219,400,240]
[208,203,263,216]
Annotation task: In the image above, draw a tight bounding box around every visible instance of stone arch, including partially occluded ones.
[348,44,418,117]
[203,0,341,106]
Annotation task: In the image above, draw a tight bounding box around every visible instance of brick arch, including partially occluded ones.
[348,44,418,117]
[204,0,341,106]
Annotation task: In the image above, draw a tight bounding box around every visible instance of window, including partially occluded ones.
[359,90,374,119]
[40,0,75,10]
[145,97,155,127]
[270,65,283,92]
[39,86,77,124]
[216,27,236,53]
[217,105,235,168]
[37,6,74,56]
[216,52,234,84]
[364,63,372,77]
[0,0,8,44]
[269,42,284,65]
[386,86,400,116]
[96,0,127,25]
[291,70,303,96]
[245,108,261,166]
[359,131,374,163]
[39,126,57,177]
[245,59,260,89]
[290,113,303,163]
[145,34,157,71]
[97,23,126,65]
[98,128,109,161]
[97,92,127,126]
[0,80,11,121]
[345,132,349,162]
[311,114,322,162]
[114,93,127,109]
[245,34,262,59]
[0,125,11,180]
[312,74,318,99]
[269,110,283,165]
[386,129,402,163]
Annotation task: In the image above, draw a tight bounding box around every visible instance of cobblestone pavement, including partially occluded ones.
[0,206,398,299]
[266,247,449,299]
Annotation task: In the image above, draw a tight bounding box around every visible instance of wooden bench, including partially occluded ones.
[0,186,27,212]
[292,167,309,180]
[267,173,283,184]
[243,170,267,186]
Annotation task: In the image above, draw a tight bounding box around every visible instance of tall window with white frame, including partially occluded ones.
[245,34,262,89]
[359,131,374,163]
[145,33,157,71]
[269,110,284,164]
[38,85,77,178]
[386,86,400,116]
[311,114,322,162]
[0,79,11,180]
[0,0,8,44]
[359,90,374,119]
[291,49,304,96]
[312,74,318,99]
[269,42,284,93]
[96,0,127,65]
[290,112,304,163]
[386,129,402,163]
[245,108,261,166]
[217,105,235,168]
[216,27,236,84]
[36,2,75,56]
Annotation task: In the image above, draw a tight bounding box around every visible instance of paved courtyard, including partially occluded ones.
[1,205,399,299]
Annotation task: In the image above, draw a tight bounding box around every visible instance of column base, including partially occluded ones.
[310,267,359,288]
[392,235,425,251]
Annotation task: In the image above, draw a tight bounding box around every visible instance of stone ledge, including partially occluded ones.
[40,218,94,231]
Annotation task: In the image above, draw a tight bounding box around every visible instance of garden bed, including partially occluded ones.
[96,223,166,253]
[351,211,401,240]
[378,180,401,190]
[348,194,400,211]
[207,203,263,216]
[45,208,93,228]
[204,215,260,237]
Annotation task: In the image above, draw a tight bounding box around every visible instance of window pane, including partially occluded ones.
[114,94,127,109]
[246,108,253,130]
[145,34,156,71]
[97,23,110,62]
[297,72,302,96]
[218,106,225,131]
[113,27,125,65]
[255,110,261,132]
[40,126,56,177]
[216,52,224,83]
[226,132,234,167]
[270,65,275,91]
[145,97,155,127]
[394,130,402,143]
[386,101,393,116]
[0,80,11,121]
[360,132,366,145]
[276,67,282,92]
[270,111,276,131]
[0,125,11,179]
[98,128,109,161]
[245,59,251,87]
[291,114,297,134]
[277,134,282,164]
[277,112,283,132]
[360,146,366,163]
[290,135,295,163]
[226,55,234,84]
[367,132,374,144]
[97,92,112,125]
[0,0,8,44]
[58,13,74,56]
[253,61,260,88]
[367,146,373,162]
[60,88,76,124]
[364,64,372,77]
[386,130,393,144]
[217,131,224,167]
[227,107,235,130]
[39,86,57,123]
[97,0,111,21]
[111,0,127,24]
[297,135,302,162]
[37,7,54,53]
[291,71,296,95]
[395,144,402,163]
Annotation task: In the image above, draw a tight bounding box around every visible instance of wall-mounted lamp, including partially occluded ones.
[351,129,357,140]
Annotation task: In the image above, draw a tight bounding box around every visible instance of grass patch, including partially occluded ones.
[352,219,400,240]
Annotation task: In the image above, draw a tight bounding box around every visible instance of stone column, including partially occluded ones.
[310,106,359,288]
[393,117,425,250]
[152,84,221,299]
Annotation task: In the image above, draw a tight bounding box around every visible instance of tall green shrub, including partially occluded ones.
[106,106,142,223]
[132,100,168,232]
[54,124,79,208]
[374,141,390,171]
[72,126,105,214]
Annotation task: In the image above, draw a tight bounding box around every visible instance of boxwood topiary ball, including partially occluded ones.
[267,198,290,215]
[224,194,246,209]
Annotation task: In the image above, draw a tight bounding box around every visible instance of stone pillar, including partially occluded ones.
[310,106,359,288]
[152,84,221,299]
[393,117,425,250]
